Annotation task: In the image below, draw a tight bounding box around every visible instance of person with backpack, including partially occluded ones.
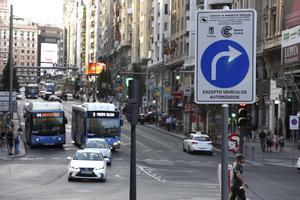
[6,125,14,155]
[14,128,22,154]
[230,154,248,200]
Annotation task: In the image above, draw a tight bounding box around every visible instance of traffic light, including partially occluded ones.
[175,69,180,80]
[238,103,247,127]
[125,79,140,124]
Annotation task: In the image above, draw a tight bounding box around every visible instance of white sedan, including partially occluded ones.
[84,138,112,166]
[67,149,109,182]
[183,133,213,155]
[297,157,300,170]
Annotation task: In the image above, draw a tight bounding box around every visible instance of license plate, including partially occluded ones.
[81,170,92,175]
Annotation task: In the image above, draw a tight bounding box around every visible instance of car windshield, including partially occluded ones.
[194,136,211,141]
[85,140,109,148]
[73,152,103,161]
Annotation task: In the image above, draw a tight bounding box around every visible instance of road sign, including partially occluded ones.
[184,88,192,96]
[289,115,299,130]
[195,9,257,104]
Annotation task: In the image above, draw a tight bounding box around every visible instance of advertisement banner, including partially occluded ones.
[284,1,300,29]
[85,62,106,75]
[41,43,58,63]
[281,25,300,66]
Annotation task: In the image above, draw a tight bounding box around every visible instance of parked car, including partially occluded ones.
[66,93,73,101]
[67,149,109,181]
[84,138,112,166]
[49,95,62,103]
[297,157,300,170]
[144,111,158,124]
[138,113,146,124]
[183,132,213,155]
[16,93,24,100]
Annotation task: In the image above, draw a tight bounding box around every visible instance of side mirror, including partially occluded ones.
[104,158,110,162]
[120,119,124,126]
[67,156,72,160]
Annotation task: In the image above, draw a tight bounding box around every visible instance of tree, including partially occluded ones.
[96,69,112,99]
[1,60,18,91]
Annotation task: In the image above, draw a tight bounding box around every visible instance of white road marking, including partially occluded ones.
[137,165,167,183]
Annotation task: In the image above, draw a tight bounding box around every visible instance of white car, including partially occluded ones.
[67,149,109,182]
[183,133,213,155]
[297,157,300,170]
[84,138,112,166]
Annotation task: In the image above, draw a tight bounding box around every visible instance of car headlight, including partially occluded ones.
[70,165,79,170]
[113,141,121,145]
[94,166,104,170]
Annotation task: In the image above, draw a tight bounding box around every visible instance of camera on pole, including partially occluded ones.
[125,79,139,124]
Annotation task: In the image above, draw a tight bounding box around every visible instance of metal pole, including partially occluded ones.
[155,75,158,125]
[161,33,164,113]
[9,5,13,115]
[130,123,136,200]
[221,104,229,200]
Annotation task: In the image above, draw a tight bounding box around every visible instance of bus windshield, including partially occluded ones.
[32,116,64,136]
[87,118,120,137]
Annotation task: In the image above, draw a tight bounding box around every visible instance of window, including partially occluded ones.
[164,23,168,31]
[27,50,30,54]
[164,4,168,15]
[32,50,34,54]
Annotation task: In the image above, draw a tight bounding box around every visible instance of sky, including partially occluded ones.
[10,0,63,27]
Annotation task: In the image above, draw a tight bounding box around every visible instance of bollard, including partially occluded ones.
[251,146,254,161]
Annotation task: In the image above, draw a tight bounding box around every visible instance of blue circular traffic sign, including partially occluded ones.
[291,119,298,125]
[201,40,249,88]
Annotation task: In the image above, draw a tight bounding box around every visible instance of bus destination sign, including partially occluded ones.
[34,112,63,118]
[87,111,119,118]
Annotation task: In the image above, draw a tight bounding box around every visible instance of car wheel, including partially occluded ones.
[183,144,186,152]
[68,176,73,182]
[188,146,192,154]
[107,162,112,166]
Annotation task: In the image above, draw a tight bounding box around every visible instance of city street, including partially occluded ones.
[0,99,299,200]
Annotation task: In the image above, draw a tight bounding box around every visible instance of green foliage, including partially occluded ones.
[1,60,18,91]
[96,69,112,99]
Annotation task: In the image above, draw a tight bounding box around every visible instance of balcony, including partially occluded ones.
[263,35,281,50]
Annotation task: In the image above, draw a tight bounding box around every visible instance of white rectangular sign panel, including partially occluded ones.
[289,115,299,130]
[195,9,257,104]
[41,43,58,63]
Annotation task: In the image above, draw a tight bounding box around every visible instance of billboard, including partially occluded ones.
[284,1,300,29]
[84,62,106,75]
[41,43,58,63]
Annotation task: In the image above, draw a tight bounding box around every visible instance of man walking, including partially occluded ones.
[230,154,248,200]
[259,129,266,152]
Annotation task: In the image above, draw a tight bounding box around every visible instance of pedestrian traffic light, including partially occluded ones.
[238,103,247,127]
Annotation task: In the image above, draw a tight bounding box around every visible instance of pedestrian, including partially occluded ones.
[171,116,177,132]
[166,116,172,132]
[6,126,14,155]
[278,135,285,152]
[258,129,266,152]
[0,127,6,152]
[14,128,22,154]
[251,123,257,142]
[266,131,273,152]
[272,133,279,152]
[230,154,248,200]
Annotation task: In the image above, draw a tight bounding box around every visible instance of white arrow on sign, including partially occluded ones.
[211,45,242,80]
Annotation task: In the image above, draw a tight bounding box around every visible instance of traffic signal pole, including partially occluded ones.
[9,5,13,115]
[221,104,229,200]
[125,80,140,200]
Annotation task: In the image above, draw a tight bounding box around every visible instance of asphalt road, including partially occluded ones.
[0,99,299,200]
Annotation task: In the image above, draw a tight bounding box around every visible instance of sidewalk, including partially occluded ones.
[144,123,300,168]
[0,112,26,160]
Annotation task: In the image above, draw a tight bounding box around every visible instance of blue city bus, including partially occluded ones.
[72,102,123,150]
[25,84,39,99]
[24,102,67,147]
